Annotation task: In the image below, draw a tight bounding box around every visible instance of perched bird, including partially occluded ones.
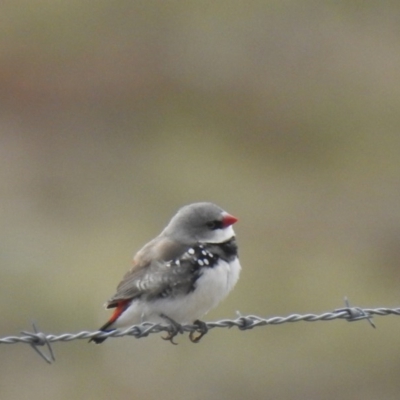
[91,202,240,344]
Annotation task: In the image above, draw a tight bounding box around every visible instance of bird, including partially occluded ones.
[90,202,240,344]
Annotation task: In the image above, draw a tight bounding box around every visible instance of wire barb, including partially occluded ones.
[334,297,376,328]
[20,322,55,364]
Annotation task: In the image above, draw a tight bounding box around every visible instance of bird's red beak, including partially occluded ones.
[222,213,238,227]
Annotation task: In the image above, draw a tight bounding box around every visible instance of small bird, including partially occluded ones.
[91,202,240,344]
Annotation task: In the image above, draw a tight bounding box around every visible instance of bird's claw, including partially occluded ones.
[160,314,183,345]
[189,319,208,343]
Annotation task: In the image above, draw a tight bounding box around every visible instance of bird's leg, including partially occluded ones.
[189,319,208,343]
[160,314,183,345]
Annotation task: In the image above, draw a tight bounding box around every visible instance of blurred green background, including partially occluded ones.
[1,1,400,399]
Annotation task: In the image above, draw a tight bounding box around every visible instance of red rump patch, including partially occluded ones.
[109,300,130,324]
[90,299,131,343]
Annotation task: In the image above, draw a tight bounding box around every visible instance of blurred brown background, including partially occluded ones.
[1,1,400,399]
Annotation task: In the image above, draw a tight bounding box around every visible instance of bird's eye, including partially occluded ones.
[206,220,223,230]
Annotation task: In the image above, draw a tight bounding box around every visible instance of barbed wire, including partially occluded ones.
[1,298,400,364]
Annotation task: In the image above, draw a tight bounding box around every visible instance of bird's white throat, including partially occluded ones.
[207,225,235,243]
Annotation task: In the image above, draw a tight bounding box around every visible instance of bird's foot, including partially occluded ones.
[189,319,208,343]
[160,314,183,345]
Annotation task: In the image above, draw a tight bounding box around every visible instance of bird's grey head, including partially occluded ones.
[163,202,238,244]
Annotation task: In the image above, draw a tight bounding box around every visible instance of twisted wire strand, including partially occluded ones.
[1,306,400,346]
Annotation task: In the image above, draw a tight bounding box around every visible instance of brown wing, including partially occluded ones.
[105,236,189,308]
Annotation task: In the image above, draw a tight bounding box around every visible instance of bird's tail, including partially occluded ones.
[89,320,114,344]
[89,300,130,344]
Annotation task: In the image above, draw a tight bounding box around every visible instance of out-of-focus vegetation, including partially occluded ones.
[1,2,400,399]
